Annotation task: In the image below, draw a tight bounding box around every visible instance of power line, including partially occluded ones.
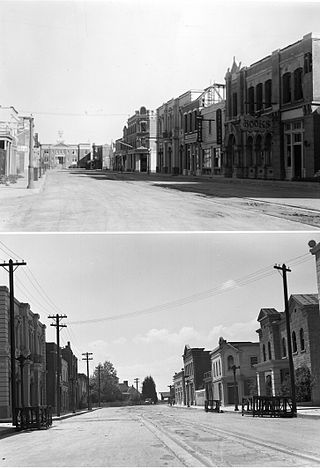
[68,253,311,326]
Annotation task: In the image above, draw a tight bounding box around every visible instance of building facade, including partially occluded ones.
[61,341,78,412]
[0,286,46,419]
[255,294,320,404]
[173,370,185,405]
[46,342,69,414]
[207,337,259,406]
[182,345,210,406]
[224,32,320,180]
[41,138,78,169]
[114,106,157,173]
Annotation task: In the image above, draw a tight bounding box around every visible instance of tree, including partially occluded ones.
[279,366,313,402]
[142,376,158,404]
[90,360,122,403]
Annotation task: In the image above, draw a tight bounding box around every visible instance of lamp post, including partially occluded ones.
[16,354,30,408]
[231,364,240,411]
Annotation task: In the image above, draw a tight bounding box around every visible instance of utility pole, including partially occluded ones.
[134,378,139,392]
[48,314,67,417]
[82,352,93,410]
[97,364,102,407]
[0,259,26,425]
[274,263,297,416]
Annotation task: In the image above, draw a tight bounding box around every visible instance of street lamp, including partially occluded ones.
[230,364,240,411]
[16,354,30,408]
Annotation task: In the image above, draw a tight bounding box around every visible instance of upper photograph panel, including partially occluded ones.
[0,0,319,232]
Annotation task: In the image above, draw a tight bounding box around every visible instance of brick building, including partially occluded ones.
[173,370,185,405]
[0,286,46,419]
[182,345,210,406]
[205,337,259,406]
[309,240,320,309]
[255,294,320,404]
[61,341,78,412]
[46,342,69,414]
[114,106,157,173]
[224,32,320,180]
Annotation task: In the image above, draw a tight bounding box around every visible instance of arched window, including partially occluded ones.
[282,337,287,357]
[294,68,303,101]
[255,135,263,166]
[264,79,272,108]
[227,355,234,369]
[248,86,255,114]
[246,136,253,166]
[283,73,292,104]
[268,341,272,360]
[300,328,305,351]
[256,83,263,110]
[292,331,297,353]
[263,344,266,361]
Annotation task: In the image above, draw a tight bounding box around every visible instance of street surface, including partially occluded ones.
[0,169,319,231]
[1,405,320,466]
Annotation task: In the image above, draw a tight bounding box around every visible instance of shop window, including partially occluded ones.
[256,83,263,110]
[264,79,272,107]
[294,68,303,101]
[304,52,312,73]
[232,92,238,117]
[292,331,297,353]
[255,135,263,166]
[283,73,292,104]
[286,134,292,167]
[282,337,287,357]
[248,86,255,114]
[300,328,305,351]
[268,341,272,360]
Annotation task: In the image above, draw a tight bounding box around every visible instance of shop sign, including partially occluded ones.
[240,115,272,132]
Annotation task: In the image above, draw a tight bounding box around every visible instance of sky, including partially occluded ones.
[1,0,320,144]
[0,232,319,393]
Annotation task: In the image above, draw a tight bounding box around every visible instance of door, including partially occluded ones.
[293,145,302,178]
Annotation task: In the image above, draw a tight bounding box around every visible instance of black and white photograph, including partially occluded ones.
[0,0,320,466]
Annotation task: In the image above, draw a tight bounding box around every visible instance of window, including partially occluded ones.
[256,83,263,111]
[292,331,297,353]
[248,86,255,114]
[282,337,287,357]
[283,73,292,104]
[250,356,258,367]
[227,355,234,369]
[294,68,303,101]
[263,344,266,361]
[304,52,312,73]
[286,134,292,167]
[268,341,272,360]
[232,93,238,117]
[184,114,188,133]
[264,79,272,107]
[265,133,272,165]
[300,328,305,351]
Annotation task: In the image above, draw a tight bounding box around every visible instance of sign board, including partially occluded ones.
[17,145,28,152]
[240,115,272,133]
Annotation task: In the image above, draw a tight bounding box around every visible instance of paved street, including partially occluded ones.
[1,405,320,466]
[0,169,319,231]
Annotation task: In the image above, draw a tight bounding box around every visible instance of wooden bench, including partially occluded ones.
[242,396,295,418]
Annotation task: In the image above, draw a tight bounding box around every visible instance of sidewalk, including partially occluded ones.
[0,408,97,438]
[0,171,47,199]
[172,403,320,418]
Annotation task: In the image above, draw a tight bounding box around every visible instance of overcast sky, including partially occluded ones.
[1,0,320,144]
[0,233,318,393]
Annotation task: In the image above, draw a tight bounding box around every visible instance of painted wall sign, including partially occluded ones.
[240,115,272,132]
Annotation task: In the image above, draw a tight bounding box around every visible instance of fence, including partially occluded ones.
[242,396,295,418]
[15,406,53,431]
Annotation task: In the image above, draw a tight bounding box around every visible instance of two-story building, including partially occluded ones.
[224,32,320,180]
[255,294,320,404]
[0,286,47,419]
[206,337,259,406]
[182,345,211,406]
